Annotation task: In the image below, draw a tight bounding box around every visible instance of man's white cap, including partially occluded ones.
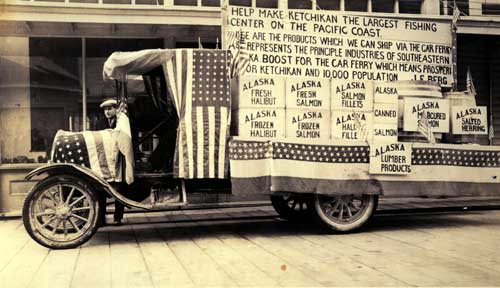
[99,99,118,108]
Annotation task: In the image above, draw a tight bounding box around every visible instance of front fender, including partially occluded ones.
[25,163,150,210]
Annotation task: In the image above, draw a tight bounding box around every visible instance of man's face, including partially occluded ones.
[103,106,117,119]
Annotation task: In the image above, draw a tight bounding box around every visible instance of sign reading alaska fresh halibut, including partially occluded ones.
[451,106,488,135]
[224,6,453,86]
[234,76,285,108]
[286,78,330,109]
[369,143,412,175]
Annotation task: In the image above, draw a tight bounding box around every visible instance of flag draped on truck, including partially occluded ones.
[163,49,232,179]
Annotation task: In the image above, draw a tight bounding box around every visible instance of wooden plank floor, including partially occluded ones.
[2,207,500,287]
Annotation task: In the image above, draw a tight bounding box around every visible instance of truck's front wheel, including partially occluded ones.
[23,175,101,249]
[314,194,378,232]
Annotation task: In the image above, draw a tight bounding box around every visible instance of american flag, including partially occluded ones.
[227,30,250,78]
[163,49,231,179]
[115,102,134,184]
[353,112,369,142]
[52,130,119,182]
[417,112,436,144]
[452,4,461,29]
[466,66,477,96]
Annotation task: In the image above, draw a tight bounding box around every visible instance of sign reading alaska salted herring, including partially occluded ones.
[369,142,412,175]
[451,106,488,135]
[225,6,453,86]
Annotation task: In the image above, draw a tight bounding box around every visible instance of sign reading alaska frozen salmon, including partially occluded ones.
[224,6,453,86]
[286,109,330,140]
[285,78,330,109]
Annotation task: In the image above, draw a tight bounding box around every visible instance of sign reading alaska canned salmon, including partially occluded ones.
[234,75,285,108]
[403,98,450,133]
[285,78,330,109]
[331,80,374,111]
[374,81,398,104]
[369,142,412,175]
[451,106,488,135]
[224,6,453,86]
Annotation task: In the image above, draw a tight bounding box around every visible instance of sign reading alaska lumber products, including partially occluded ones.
[225,6,453,86]
[369,142,412,175]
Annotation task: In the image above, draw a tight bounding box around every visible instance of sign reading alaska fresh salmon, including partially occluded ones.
[224,6,453,86]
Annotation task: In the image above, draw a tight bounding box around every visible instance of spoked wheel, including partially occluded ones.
[23,175,101,249]
[314,194,378,232]
[270,193,314,221]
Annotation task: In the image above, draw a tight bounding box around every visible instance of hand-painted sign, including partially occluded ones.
[403,98,450,132]
[374,81,398,104]
[225,6,453,86]
[236,108,285,138]
[234,76,285,108]
[374,103,398,124]
[373,123,398,143]
[451,106,488,135]
[285,78,330,109]
[331,111,373,141]
[286,109,330,140]
[331,80,374,111]
[369,142,412,175]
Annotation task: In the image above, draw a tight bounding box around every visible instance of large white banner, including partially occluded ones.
[225,6,453,87]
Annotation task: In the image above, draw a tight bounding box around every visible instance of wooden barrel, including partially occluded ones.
[442,91,478,144]
[396,81,443,143]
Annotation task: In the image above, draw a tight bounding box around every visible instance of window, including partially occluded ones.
[174,0,197,6]
[483,3,500,15]
[256,0,278,8]
[372,0,395,13]
[202,0,220,7]
[288,0,312,9]
[316,0,340,10]
[399,0,421,14]
[345,0,368,12]
[229,0,251,6]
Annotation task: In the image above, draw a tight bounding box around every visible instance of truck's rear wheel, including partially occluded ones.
[23,175,101,249]
[314,194,378,232]
[270,193,314,221]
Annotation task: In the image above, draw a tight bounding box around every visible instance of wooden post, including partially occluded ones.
[82,37,87,131]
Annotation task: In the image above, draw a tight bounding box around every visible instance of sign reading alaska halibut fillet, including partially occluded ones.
[331,111,373,141]
[225,6,453,86]
[451,106,488,135]
[369,142,412,175]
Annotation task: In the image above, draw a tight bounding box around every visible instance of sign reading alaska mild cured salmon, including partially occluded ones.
[225,6,453,86]
[403,98,450,132]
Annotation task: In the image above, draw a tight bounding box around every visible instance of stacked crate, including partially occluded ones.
[231,76,285,139]
[285,78,331,141]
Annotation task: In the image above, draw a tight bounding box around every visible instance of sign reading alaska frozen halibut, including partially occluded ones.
[369,143,412,175]
[236,108,285,138]
[451,106,488,135]
[225,6,453,86]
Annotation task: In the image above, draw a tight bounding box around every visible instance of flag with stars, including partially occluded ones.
[51,130,119,181]
[229,138,500,197]
[163,49,231,179]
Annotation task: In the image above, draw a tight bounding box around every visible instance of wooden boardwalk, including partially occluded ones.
[2,206,500,287]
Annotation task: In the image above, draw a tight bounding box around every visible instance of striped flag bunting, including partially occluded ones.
[229,139,500,197]
[417,112,436,144]
[52,130,119,182]
[163,49,231,179]
[466,66,477,96]
[115,101,134,184]
[227,30,250,78]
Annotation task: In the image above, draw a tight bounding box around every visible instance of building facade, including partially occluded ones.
[1,0,500,213]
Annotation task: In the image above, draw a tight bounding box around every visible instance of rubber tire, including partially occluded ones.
[314,194,378,232]
[270,193,314,221]
[23,175,101,249]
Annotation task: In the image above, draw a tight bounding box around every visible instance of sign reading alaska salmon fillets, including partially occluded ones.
[224,6,453,86]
